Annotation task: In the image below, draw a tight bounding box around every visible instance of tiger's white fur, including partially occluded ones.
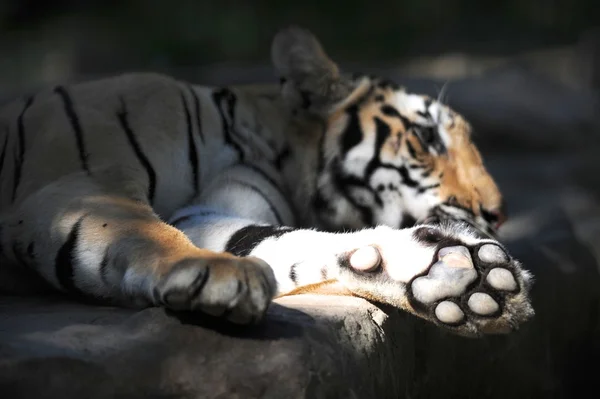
[0,27,533,337]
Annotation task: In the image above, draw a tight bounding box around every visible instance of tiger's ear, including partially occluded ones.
[271,26,355,115]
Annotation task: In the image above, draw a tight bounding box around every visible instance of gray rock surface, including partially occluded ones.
[2,204,598,399]
[1,67,600,398]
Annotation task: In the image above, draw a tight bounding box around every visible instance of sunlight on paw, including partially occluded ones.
[350,246,381,272]
[435,301,464,324]
[486,268,517,291]
[467,292,499,315]
[438,246,473,269]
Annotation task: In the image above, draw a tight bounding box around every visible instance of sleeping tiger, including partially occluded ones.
[0,26,533,337]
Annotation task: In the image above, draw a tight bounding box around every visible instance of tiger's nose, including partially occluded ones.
[491,209,507,228]
[482,203,507,229]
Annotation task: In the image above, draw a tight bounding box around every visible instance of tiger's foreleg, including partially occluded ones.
[170,165,534,336]
[0,171,276,323]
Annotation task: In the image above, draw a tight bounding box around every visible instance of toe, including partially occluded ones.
[467,292,499,316]
[478,244,508,263]
[486,268,517,291]
[350,246,381,272]
[435,301,464,324]
[155,259,210,310]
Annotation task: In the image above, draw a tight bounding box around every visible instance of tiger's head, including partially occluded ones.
[272,27,505,237]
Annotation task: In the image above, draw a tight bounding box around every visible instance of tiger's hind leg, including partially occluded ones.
[0,172,276,324]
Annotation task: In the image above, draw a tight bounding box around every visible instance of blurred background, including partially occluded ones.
[0,0,597,151]
[0,0,598,91]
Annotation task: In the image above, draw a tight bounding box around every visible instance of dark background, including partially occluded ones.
[0,0,598,92]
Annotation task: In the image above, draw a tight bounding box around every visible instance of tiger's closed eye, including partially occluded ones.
[413,126,435,144]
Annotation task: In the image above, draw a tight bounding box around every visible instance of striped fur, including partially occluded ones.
[0,27,533,336]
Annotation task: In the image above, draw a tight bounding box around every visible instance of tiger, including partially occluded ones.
[0,26,533,338]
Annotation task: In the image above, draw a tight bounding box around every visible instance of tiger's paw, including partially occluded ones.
[408,239,534,337]
[153,255,277,324]
[340,225,534,337]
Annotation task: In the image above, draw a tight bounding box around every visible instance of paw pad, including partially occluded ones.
[411,246,477,304]
[435,301,464,324]
[407,240,531,334]
[438,245,473,268]
[350,246,381,272]
[486,268,517,291]
[478,244,508,263]
[467,292,499,315]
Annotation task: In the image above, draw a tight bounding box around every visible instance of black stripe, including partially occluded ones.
[317,124,327,173]
[340,105,363,156]
[241,163,295,224]
[381,104,414,130]
[187,86,205,143]
[417,183,441,194]
[54,87,90,173]
[170,210,219,227]
[337,116,388,203]
[336,116,391,215]
[289,263,299,285]
[211,88,244,160]
[416,98,432,119]
[55,216,87,296]
[378,163,420,188]
[12,96,34,202]
[312,188,336,215]
[230,179,285,225]
[116,97,157,203]
[0,130,8,178]
[331,162,374,226]
[225,224,295,257]
[99,250,110,285]
[399,212,418,228]
[188,264,211,300]
[414,126,446,154]
[406,140,418,159]
[442,198,475,216]
[320,266,328,280]
[364,117,391,178]
[420,168,433,178]
[242,163,283,195]
[181,91,199,196]
[381,104,446,154]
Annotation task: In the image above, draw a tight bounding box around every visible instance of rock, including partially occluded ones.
[0,294,406,398]
[1,208,599,398]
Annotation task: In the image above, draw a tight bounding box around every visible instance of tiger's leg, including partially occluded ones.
[0,172,276,322]
[170,165,534,336]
